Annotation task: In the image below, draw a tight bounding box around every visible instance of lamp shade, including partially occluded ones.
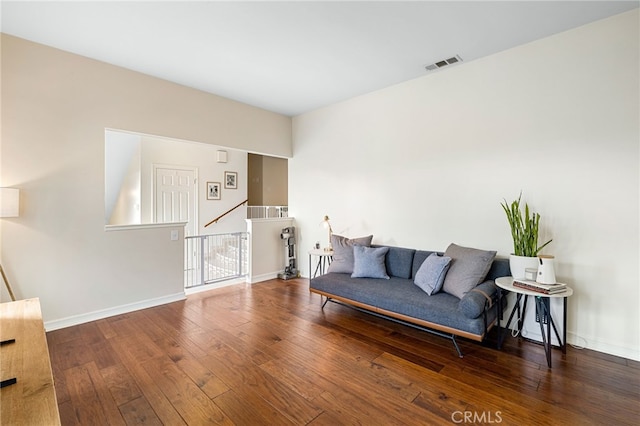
[0,188,20,217]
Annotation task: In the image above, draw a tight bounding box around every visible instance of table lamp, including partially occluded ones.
[321,215,333,251]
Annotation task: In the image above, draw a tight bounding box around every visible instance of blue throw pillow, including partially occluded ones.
[351,246,390,279]
[327,234,373,274]
[414,253,452,295]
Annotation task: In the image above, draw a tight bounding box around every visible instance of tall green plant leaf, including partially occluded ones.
[501,192,552,257]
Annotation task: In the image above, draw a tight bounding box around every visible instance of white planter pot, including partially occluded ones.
[509,255,539,280]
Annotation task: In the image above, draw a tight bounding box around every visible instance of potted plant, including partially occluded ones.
[501,193,552,279]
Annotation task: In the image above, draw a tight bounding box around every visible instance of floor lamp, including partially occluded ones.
[0,188,19,301]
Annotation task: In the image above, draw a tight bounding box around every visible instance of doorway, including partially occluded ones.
[153,165,198,237]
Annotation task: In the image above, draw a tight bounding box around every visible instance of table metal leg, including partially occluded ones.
[542,297,567,355]
[495,278,570,369]
[535,296,552,368]
[508,293,525,331]
[313,258,323,278]
[497,288,504,349]
[547,299,552,366]
[498,293,526,349]
[519,295,528,334]
[562,297,568,354]
[309,253,333,279]
[548,311,563,350]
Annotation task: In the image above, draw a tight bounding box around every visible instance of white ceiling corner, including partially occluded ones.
[1,1,638,116]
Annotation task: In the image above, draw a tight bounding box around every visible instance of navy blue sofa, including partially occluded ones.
[309,245,510,357]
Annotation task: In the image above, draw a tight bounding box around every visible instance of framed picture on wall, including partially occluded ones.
[207,182,221,200]
[224,171,238,189]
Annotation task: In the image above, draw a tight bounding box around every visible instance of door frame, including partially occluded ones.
[152,163,199,237]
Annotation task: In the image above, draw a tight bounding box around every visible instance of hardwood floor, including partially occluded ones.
[47,278,639,425]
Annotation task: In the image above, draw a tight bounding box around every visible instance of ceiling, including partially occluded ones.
[1,1,638,117]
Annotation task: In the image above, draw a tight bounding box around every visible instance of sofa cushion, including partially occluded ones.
[485,257,511,281]
[310,273,497,337]
[384,246,416,279]
[327,234,373,274]
[458,281,497,319]
[414,253,451,295]
[352,246,390,279]
[442,243,497,299]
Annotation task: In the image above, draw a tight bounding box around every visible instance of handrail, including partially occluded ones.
[204,199,248,227]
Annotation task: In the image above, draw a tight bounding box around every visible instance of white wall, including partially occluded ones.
[290,11,639,360]
[109,147,142,225]
[139,136,248,235]
[246,218,295,283]
[104,130,141,223]
[0,34,291,326]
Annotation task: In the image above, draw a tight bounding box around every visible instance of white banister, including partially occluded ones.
[184,232,248,288]
[246,205,288,219]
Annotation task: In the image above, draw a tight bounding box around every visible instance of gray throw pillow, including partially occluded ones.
[442,243,497,299]
[351,246,390,279]
[414,253,452,295]
[327,234,373,274]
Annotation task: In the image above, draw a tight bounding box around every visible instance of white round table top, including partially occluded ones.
[495,276,573,298]
[309,248,334,256]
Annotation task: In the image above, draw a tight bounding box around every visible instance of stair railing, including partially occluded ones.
[184,232,248,288]
[246,205,289,219]
[204,199,248,227]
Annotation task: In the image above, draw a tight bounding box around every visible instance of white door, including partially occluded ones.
[154,166,197,237]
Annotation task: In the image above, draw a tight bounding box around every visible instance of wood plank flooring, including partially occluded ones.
[46,278,640,425]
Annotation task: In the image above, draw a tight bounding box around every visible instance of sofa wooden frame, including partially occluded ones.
[311,288,498,358]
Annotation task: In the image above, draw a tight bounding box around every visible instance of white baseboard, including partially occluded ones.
[499,319,640,362]
[567,332,640,362]
[44,292,186,331]
[248,271,280,284]
[185,278,247,295]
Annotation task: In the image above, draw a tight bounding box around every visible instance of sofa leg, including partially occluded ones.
[452,336,464,358]
[321,296,330,309]
[320,297,466,359]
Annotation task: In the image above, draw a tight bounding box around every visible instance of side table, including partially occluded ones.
[495,276,573,368]
[308,249,333,279]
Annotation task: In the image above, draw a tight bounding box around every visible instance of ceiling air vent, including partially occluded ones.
[425,55,463,72]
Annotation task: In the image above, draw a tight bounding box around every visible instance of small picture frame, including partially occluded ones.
[224,171,238,189]
[207,182,221,200]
